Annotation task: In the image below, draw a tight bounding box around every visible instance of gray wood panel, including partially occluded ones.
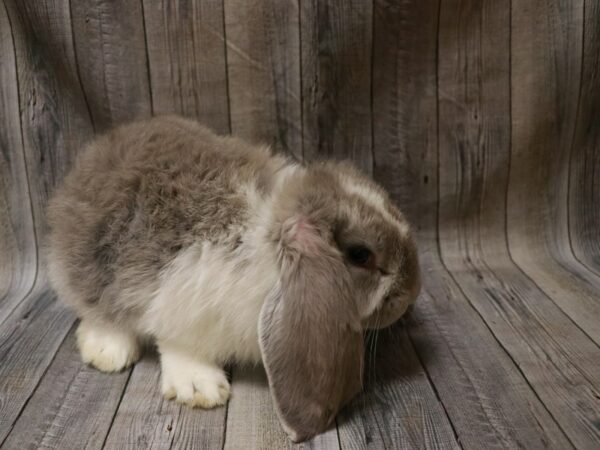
[507,0,600,344]
[300,0,373,171]
[434,1,600,447]
[0,2,37,324]
[410,257,574,450]
[0,0,599,449]
[0,290,74,445]
[568,0,600,276]
[71,0,152,131]
[2,327,130,450]
[224,0,302,159]
[103,353,227,449]
[338,326,460,449]
[142,0,230,134]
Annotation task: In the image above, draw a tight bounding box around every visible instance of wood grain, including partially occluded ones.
[224,365,339,450]
[300,0,373,171]
[0,290,75,445]
[508,0,600,345]
[103,352,227,449]
[0,2,36,324]
[224,0,302,159]
[434,1,600,447]
[0,1,94,445]
[410,259,574,450]
[1,0,599,448]
[2,326,130,450]
[142,0,230,134]
[70,0,152,131]
[568,0,600,277]
[338,326,460,450]
[5,0,94,244]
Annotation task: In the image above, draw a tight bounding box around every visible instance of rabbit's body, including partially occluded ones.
[47,116,421,442]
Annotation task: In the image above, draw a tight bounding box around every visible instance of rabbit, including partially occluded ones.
[46,115,421,442]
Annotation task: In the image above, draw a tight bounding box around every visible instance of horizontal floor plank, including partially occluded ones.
[1,326,130,449]
[407,252,573,450]
[103,351,227,450]
[0,286,74,445]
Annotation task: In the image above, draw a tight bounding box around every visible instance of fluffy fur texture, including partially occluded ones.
[47,116,421,442]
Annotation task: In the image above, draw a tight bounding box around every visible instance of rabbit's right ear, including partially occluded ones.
[259,216,364,442]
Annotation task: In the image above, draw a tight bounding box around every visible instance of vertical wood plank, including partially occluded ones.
[372,0,576,448]
[71,0,152,131]
[224,0,302,159]
[2,327,130,450]
[1,0,94,443]
[301,0,373,171]
[6,0,94,242]
[437,0,511,266]
[568,0,600,276]
[0,2,36,323]
[435,1,600,447]
[371,0,439,234]
[508,0,600,343]
[142,0,230,134]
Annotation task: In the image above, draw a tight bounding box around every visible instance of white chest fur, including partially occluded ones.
[141,238,279,365]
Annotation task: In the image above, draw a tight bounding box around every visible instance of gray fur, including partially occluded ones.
[46,115,421,442]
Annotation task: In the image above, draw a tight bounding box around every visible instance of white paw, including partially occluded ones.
[160,351,230,408]
[76,320,140,372]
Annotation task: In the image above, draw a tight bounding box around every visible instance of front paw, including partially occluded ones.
[160,352,230,408]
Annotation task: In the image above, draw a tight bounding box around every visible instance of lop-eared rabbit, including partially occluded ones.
[47,116,421,442]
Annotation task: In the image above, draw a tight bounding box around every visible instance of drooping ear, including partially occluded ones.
[259,216,364,442]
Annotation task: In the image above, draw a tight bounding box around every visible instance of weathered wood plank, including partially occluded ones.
[568,0,600,277]
[435,1,600,447]
[300,0,372,171]
[5,0,94,241]
[508,0,600,345]
[338,325,460,450]
[224,365,338,450]
[442,262,600,448]
[0,2,37,324]
[224,0,302,159]
[0,289,75,445]
[410,258,574,450]
[71,0,152,131]
[2,326,130,450]
[142,0,230,134]
[0,1,94,444]
[371,1,578,448]
[103,352,226,449]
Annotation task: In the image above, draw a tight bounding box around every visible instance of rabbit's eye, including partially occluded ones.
[346,245,374,268]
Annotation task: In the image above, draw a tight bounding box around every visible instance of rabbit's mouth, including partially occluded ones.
[361,293,413,329]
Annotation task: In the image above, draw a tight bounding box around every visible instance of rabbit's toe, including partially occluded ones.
[76,320,141,372]
[160,352,230,408]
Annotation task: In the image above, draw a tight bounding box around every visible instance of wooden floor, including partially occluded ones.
[1,249,599,450]
[2,0,600,448]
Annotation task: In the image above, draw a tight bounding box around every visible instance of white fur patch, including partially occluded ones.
[160,348,230,408]
[340,178,409,236]
[364,275,394,319]
[141,237,279,365]
[76,320,140,372]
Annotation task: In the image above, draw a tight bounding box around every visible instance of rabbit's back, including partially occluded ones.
[47,116,277,326]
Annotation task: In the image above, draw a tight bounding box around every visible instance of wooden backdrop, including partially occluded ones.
[1,0,599,448]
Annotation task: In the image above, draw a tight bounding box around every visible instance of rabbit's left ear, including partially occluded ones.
[259,216,364,442]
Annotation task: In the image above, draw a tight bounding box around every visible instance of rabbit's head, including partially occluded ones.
[259,161,421,442]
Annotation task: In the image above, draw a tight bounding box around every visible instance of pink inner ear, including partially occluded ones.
[282,215,323,255]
